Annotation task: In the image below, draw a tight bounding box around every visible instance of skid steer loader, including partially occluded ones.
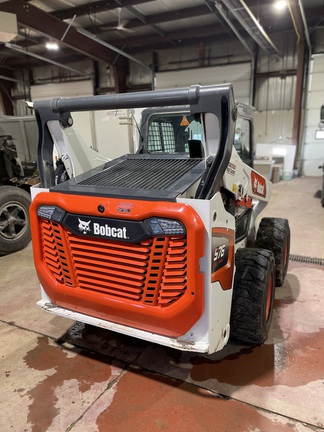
[29,84,290,354]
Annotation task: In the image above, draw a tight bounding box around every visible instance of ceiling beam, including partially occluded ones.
[0,74,23,84]
[214,2,253,56]
[6,2,322,56]
[0,0,126,67]
[111,24,230,50]
[91,4,216,32]
[51,0,157,21]
[52,0,169,42]
[129,33,236,53]
[5,43,91,77]
[289,0,312,51]
[220,0,279,55]
[2,54,89,71]
[116,1,168,39]
[77,28,151,69]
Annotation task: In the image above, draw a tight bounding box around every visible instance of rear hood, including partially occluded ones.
[51,154,205,201]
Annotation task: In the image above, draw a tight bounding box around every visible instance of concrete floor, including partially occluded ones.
[1,176,324,432]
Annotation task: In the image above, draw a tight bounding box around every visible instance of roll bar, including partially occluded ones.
[33,84,236,199]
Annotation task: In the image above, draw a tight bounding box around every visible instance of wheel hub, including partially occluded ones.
[0,202,28,240]
[8,216,17,226]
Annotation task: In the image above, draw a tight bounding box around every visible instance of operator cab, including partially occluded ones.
[139,107,205,158]
[139,104,254,168]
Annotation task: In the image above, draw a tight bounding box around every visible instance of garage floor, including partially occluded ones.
[1,176,324,432]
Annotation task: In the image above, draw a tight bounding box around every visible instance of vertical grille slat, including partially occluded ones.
[158,236,187,305]
[40,220,188,307]
[40,220,64,283]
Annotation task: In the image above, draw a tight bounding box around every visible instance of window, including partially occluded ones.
[234,117,252,165]
[147,113,203,154]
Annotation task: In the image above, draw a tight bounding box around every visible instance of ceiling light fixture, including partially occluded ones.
[5,42,90,77]
[45,41,59,50]
[274,0,288,11]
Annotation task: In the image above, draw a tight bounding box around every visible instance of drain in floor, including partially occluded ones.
[289,254,324,266]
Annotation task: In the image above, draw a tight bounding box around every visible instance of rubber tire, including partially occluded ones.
[0,186,31,256]
[230,248,276,345]
[255,217,290,286]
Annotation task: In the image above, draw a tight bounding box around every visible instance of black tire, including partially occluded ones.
[246,225,256,248]
[255,217,290,286]
[0,186,31,256]
[230,248,276,345]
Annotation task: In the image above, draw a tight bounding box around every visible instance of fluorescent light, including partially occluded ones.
[46,41,59,50]
[274,0,287,11]
[5,43,90,76]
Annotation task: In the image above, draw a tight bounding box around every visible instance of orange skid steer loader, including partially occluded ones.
[30,84,290,354]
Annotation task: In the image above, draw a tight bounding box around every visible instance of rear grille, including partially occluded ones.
[40,220,76,286]
[41,221,188,306]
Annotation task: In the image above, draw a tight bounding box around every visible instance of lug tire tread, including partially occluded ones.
[230,248,276,345]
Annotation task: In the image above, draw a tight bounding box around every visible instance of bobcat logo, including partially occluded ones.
[78,218,91,234]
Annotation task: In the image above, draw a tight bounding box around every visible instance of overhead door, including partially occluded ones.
[303,54,324,176]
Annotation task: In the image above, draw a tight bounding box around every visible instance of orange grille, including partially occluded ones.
[41,220,187,307]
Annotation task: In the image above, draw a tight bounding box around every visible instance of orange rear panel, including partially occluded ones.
[30,193,205,337]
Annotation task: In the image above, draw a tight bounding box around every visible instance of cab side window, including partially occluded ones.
[234,118,252,166]
[147,114,203,154]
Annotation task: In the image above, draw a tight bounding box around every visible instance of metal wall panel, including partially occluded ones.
[254,76,296,111]
[303,55,324,177]
[254,110,294,144]
[30,80,93,101]
[155,62,252,104]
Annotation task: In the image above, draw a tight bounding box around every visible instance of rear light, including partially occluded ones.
[146,217,186,236]
[37,205,65,223]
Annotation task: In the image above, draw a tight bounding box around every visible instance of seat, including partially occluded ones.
[188,139,204,158]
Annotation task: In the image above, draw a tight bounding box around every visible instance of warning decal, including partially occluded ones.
[226,162,236,176]
[180,116,190,126]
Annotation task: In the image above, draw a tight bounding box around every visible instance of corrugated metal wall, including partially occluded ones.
[155,62,252,105]
[303,54,324,176]
[30,80,93,100]
[254,76,296,111]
